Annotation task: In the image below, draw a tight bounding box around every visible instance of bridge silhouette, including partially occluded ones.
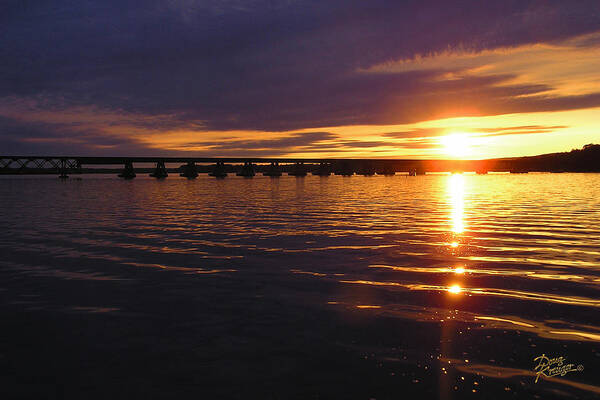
[0,155,540,178]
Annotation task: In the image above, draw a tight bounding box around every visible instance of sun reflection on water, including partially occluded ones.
[448,284,462,294]
[448,173,465,234]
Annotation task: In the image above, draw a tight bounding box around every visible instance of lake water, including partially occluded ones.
[1,173,599,399]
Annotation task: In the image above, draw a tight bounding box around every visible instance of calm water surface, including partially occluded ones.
[1,173,599,399]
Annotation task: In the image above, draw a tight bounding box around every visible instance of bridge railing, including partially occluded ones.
[0,157,82,177]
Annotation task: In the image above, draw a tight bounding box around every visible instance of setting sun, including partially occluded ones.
[440,133,471,158]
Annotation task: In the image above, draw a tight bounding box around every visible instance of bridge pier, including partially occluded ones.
[119,161,136,179]
[263,162,282,177]
[180,162,198,178]
[359,163,375,176]
[409,167,426,176]
[237,161,256,177]
[209,161,227,178]
[312,162,331,176]
[58,159,69,179]
[377,165,396,176]
[288,162,307,177]
[334,162,354,176]
[150,161,168,178]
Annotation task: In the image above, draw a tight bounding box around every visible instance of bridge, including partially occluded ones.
[0,155,535,178]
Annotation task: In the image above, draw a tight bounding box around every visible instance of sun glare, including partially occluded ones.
[448,284,462,294]
[441,133,471,158]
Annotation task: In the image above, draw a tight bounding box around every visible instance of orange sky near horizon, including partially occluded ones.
[141,34,600,159]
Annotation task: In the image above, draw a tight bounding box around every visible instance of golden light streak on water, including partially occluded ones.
[339,280,600,307]
[547,330,600,341]
[448,284,462,294]
[475,316,535,328]
[448,173,465,234]
[454,266,465,274]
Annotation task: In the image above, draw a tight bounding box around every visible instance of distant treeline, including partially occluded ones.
[503,144,600,172]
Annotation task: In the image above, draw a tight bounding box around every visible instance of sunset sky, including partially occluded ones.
[2,1,600,159]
